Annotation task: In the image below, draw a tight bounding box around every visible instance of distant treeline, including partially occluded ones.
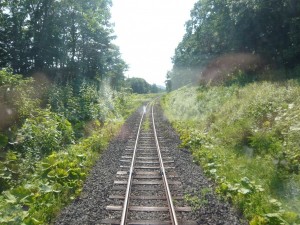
[167,0,300,89]
[0,0,127,89]
[125,77,164,94]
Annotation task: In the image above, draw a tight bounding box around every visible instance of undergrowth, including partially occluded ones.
[0,122,120,224]
[0,69,149,224]
[162,80,300,224]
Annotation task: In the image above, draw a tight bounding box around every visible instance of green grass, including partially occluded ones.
[162,80,300,224]
[142,115,150,131]
[0,122,121,224]
[0,93,150,224]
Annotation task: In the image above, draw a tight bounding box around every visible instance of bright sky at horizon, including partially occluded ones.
[110,0,197,86]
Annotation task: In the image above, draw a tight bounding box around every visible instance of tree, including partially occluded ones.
[150,84,159,93]
[165,71,172,92]
[0,0,127,85]
[126,77,150,94]
[170,0,300,88]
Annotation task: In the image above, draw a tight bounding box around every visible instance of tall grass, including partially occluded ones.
[162,80,300,224]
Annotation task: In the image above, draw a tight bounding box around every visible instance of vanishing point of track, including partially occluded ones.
[102,102,196,225]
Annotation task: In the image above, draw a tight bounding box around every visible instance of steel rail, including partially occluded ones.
[151,104,179,225]
[120,104,148,225]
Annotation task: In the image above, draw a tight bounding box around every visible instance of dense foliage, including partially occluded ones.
[162,80,300,224]
[0,1,161,224]
[0,0,127,87]
[0,123,120,224]
[164,2,300,223]
[125,77,162,94]
[0,69,148,224]
[168,0,300,89]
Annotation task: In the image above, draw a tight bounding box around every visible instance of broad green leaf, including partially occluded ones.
[39,184,53,193]
[0,134,8,147]
[3,191,17,203]
[209,169,217,174]
[239,188,251,195]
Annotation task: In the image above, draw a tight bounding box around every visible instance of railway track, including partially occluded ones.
[101,103,196,225]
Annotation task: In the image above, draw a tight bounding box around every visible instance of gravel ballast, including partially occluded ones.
[55,103,247,225]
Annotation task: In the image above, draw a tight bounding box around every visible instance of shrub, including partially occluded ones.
[0,69,40,131]
[48,81,122,136]
[249,131,282,155]
[0,121,120,224]
[0,151,23,192]
[17,108,74,159]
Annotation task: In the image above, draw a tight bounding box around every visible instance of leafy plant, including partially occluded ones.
[0,68,24,86]
[0,120,121,224]
[184,187,211,211]
[0,133,8,149]
[162,81,300,224]
[0,151,23,191]
[17,108,74,159]
[249,131,282,155]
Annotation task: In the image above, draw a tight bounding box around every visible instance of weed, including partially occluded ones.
[162,80,300,224]
[0,69,150,224]
[184,188,211,211]
[142,114,150,131]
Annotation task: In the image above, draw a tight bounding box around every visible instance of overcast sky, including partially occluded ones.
[110,0,197,86]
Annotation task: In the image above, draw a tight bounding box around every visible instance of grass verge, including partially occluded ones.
[0,93,149,224]
[162,81,300,224]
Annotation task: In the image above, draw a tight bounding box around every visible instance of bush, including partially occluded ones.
[249,131,282,155]
[0,151,23,192]
[48,81,122,131]
[0,121,120,224]
[17,108,74,159]
[0,68,23,86]
[0,69,40,131]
